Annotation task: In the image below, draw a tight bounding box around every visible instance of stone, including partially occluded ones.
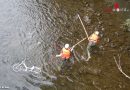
[100,34,103,37]
[110,43,116,48]
[101,27,105,31]
[97,13,101,16]
[99,21,103,25]
[86,3,89,7]
[83,16,91,24]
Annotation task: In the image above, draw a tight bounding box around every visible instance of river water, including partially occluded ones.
[0,0,130,90]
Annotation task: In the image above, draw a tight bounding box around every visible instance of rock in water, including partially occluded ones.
[83,16,91,24]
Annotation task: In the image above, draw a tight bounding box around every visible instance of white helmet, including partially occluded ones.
[65,44,69,49]
[94,31,99,35]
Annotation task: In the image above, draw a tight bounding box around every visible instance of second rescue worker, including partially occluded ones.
[87,31,100,52]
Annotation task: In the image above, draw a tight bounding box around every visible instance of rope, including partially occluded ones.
[72,14,89,49]
[78,14,89,40]
[114,54,130,79]
[72,37,87,49]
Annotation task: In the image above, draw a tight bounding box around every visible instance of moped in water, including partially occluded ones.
[12,60,41,77]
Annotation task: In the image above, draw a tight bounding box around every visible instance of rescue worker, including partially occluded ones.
[87,31,100,52]
[56,44,74,69]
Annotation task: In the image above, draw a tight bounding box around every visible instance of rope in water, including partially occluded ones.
[72,14,91,62]
[72,14,89,49]
[114,54,130,79]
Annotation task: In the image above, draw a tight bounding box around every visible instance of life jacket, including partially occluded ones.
[89,33,99,43]
[61,48,71,59]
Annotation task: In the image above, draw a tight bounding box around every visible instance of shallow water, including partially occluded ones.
[0,0,130,90]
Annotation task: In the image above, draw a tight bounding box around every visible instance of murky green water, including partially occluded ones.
[0,0,130,90]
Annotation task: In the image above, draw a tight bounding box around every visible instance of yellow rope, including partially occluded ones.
[72,14,89,49]
[72,37,87,49]
[78,14,89,40]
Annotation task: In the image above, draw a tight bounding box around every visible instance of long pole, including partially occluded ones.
[72,37,87,48]
[78,14,89,40]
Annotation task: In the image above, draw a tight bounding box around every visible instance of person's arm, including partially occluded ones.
[56,49,63,57]
[70,46,74,52]
[56,54,61,57]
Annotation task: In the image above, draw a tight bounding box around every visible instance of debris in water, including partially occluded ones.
[66,76,73,82]
[83,16,91,24]
[114,54,130,79]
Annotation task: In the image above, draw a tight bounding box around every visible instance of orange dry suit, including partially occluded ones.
[88,33,99,44]
[60,48,71,60]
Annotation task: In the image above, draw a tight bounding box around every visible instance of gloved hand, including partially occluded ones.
[71,46,75,51]
[56,55,61,57]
